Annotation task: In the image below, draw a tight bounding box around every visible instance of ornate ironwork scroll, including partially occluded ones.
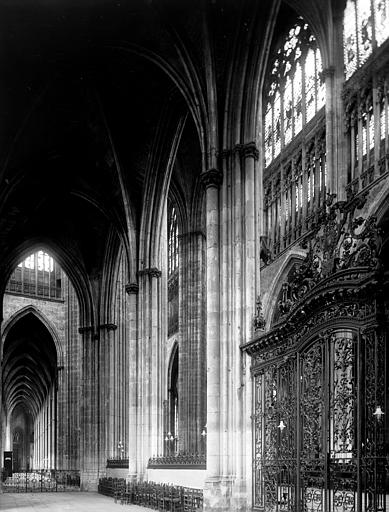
[360,327,387,511]
[2,470,80,492]
[253,357,297,511]
[300,341,325,512]
[252,327,387,512]
[329,332,357,512]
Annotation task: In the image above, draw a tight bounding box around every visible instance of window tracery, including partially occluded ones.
[168,203,179,337]
[168,206,178,277]
[264,20,325,167]
[344,0,389,80]
[8,251,61,299]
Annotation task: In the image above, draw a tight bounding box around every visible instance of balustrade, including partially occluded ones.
[2,469,80,492]
[148,453,206,469]
[263,112,326,260]
[343,56,389,199]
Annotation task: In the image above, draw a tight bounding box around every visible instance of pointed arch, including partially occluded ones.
[261,248,307,328]
[1,305,64,367]
[139,106,187,271]
[0,238,94,330]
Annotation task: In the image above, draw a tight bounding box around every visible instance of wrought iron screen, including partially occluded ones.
[2,469,80,492]
[253,328,387,511]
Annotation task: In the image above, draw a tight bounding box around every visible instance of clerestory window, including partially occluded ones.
[264,19,325,167]
[344,0,389,80]
[7,251,62,300]
[168,205,178,277]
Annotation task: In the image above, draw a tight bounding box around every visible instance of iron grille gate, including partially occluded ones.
[2,470,80,492]
[253,329,387,512]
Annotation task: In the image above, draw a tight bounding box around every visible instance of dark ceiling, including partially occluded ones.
[0,0,328,302]
[0,0,211,286]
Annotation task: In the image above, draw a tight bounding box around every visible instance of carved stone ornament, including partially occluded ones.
[98,323,117,331]
[137,267,162,278]
[199,168,223,189]
[234,141,260,160]
[78,325,94,334]
[275,192,382,321]
[125,282,139,295]
[253,296,266,331]
[260,235,272,266]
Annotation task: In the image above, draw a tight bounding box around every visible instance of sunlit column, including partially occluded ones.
[200,168,222,482]
[125,282,139,481]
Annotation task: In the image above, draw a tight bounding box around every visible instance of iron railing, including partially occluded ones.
[2,470,80,492]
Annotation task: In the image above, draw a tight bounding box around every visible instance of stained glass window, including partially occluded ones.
[264,20,325,167]
[8,251,61,299]
[168,205,178,276]
[344,0,389,80]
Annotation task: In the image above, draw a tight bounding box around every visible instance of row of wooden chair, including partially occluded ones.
[98,478,203,511]
[98,476,120,498]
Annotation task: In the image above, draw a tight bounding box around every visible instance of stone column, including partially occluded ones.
[125,282,139,481]
[178,230,206,455]
[149,268,163,457]
[237,143,258,509]
[98,323,117,470]
[201,168,223,508]
[79,325,100,490]
[136,268,164,477]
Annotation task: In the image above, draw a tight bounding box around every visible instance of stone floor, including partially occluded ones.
[0,492,152,511]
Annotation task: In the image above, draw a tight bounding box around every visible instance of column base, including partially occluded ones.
[80,470,99,491]
[203,476,250,512]
[230,478,250,511]
[127,473,138,483]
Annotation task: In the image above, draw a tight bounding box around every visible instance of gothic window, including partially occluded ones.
[344,0,389,80]
[168,205,178,277]
[264,20,325,167]
[167,203,179,336]
[165,345,179,455]
[7,251,62,299]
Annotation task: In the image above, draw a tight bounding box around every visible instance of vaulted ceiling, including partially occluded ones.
[2,313,57,417]
[0,0,333,306]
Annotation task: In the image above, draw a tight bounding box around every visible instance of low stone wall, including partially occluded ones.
[147,468,206,488]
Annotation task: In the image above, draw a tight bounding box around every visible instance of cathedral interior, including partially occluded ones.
[0,0,388,510]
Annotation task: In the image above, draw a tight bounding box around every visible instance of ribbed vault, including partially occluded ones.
[2,313,57,420]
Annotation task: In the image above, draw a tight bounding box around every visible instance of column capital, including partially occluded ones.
[200,168,223,189]
[78,325,94,335]
[125,282,139,295]
[78,326,99,341]
[137,267,162,278]
[322,66,335,79]
[98,323,117,331]
[234,141,259,160]
[178,229,206,240]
